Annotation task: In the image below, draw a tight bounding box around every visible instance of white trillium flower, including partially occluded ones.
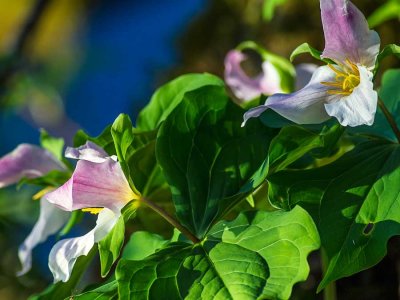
[243,0,380,127]
[43,141,138,282]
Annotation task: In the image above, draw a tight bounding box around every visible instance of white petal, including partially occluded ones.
[324,66,377,126]
[48,208,119,282]
[243,66,335,125]
[295,63,318,90]
[17,199,70,276]
[65,141,109,163]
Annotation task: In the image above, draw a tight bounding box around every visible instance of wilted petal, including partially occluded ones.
[65,141,109,163]
[44,157,134,212]
[49,208,119,282]
[224,50,282,102]
[295,63,318,90]
[17,199,70,276]
[243,66,336,125]
[325,66,377,126]
[320,0,380,68]
[0,144,65,188]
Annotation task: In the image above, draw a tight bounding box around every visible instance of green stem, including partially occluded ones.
[321,249,337,300]
[140,197,200,244]
[378,99,400,143]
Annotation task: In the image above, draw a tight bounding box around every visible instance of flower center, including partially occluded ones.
[321,59,360,96]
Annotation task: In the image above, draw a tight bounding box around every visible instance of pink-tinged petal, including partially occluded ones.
[17,199,70,276]
[321,0,380,68]
[44,157,135,212]
[65,141,109,163]
[325,66,377,126]
[49,208,119,282]
[243,66,335,125]
[295,63,318,90]
[0,144,65,188]
[224,50,282,102]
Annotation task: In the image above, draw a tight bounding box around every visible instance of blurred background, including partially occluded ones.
[0,0,399,299]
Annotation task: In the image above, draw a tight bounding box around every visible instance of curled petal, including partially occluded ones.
[0,144,65,188]
[325,66,377,126]
[243,66,335,125]
[65,141,109,163]
[49,208,119,282]
[44,157,135,212]
[17,199,70,276]
[224,50,282,102]
[320,0,380,68]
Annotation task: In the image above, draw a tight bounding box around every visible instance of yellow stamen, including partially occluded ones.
[32,186,55,200]
[82,207,103,214]
[321,60,360,96]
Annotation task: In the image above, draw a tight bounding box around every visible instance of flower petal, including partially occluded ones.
[243,66,335,125]
[17,199,70,276]
[65,141,109,163]
[48,208,119,282]
[44,157,134,212]
[224,50,282,102]
[324,66,377,126]
[0,144,65,188]
[320,0,380,68]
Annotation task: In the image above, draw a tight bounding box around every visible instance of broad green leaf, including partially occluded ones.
[268,123,344,173]
[136,73,224,131]
[111,114,170,200]
[71,281,118,300]
[29,248,96,300]
[157,85,278,237]
[368,0,400,28]
[40,129,64,161]
[116,207,320,300]
[268,140,400,290]
[18,170,71,188]
[290,43,333,64]
[73,125,116,156]
[122,231,168,260]
[98,215,125,277]
[237,41,295,92]
[262,0,288,21]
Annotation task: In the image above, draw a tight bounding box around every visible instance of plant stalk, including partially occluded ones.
[378,99,400,143]
[321,249,337,300]
[140,197,200,244]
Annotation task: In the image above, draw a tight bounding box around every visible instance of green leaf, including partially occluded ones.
[157,85,278,237]
[136,73,224,131]
[268,140,400,290]
[40,129,64,161]
[290,43,333,64]
[375,44,400,75]
[98,215,125,277]
[29,248,96,300]
[18,170,71,188]
[268,123,344,173]
[237,41,295,92]
[368,0,400,28]
[116,207,320,300]
[58,210,83,238]
[73,125,116,156]
[122,231,168,260]
[262,0,288,21]
[71,281,118,300]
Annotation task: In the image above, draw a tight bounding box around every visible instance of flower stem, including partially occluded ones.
[140,197,200,244]
[321,249,337,300]
[378,99,400,143]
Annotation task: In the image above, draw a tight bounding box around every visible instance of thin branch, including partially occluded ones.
[140,197,200,244]
[0,0,52,90]
[378,99,400,143]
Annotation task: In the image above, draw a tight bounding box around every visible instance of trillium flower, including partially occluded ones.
[0,144,69,276]
[243,0,380,127]
[224,49,284,102]
[43,141,138,282]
